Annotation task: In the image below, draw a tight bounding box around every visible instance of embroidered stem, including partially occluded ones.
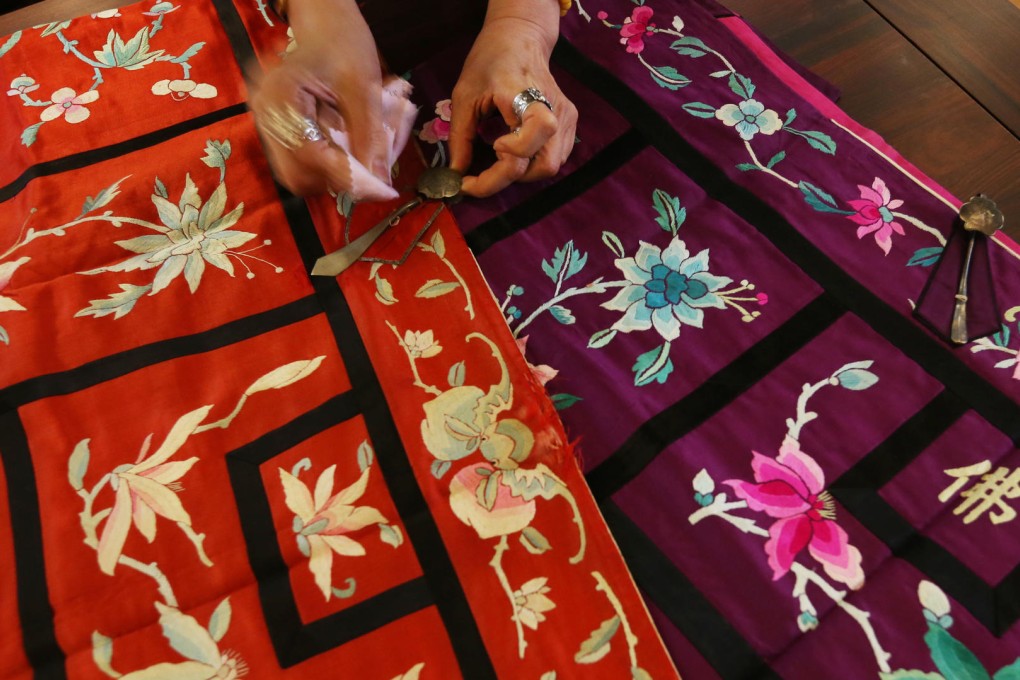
[592,570,639,670]
[636,53,688,87]
[656,28,737,73]
[790,563,892,673]
[786,377,828,440]
[688,497,767,536]
[554,479,587,564]
[513,279,627,337]
[54,30,107,69]
[437,252,475,320]
[1,215,165,261]
[177,521,214,567]
[573,0,591,21]
[490,535,528,658]
[891,211,947,246]
[385,321,442,396]
[743,141,797,188]
[193,395,248,433]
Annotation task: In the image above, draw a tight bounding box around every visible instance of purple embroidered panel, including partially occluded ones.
[407,0,1020,677]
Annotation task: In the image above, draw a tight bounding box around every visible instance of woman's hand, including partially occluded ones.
[249,0,391,197]
[448,1,578,197]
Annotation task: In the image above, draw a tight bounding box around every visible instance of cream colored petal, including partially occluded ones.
[155,602,222,666]
[142,457,198,485]
[313,465,335,510]
[517,607,539,630]
[332,505,386,533]
[122,474,192,524]
[63,105,91,124]
[279,468,315,520]
[190,83,217,99]
[132,493,157,542]
[135,405,213,472]
[151,79,172,95]
[49,86,75,102]
[0,295,27,312]
[308,535,334,600]
[39,103,64,122]
[321,533,366,557]
[331,466,371,506]
[75,89,99,104]
[96,482,133,575]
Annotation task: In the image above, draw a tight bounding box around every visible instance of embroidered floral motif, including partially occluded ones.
[970,306,1020,380]
[418,99,451,144]
[847,177,906,255]
[714,98,782,141]
[6,74,38,96]
[151,78,218,100]
[725,436,865,588]
[40,86,99,124]
[513,577,556,630]
[617,6,656,54]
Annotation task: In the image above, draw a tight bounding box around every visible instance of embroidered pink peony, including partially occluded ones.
[619,6,656,54]
[847,177,905,255]
[418,99,451,144]
[725,436,864,589]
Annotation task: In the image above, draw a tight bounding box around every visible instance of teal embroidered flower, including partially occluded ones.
[602,237,731,341]
[715,98,782,141]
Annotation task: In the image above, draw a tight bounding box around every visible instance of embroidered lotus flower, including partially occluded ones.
[151,79,218,101]
[82,175,252,294]
[847,177,905,255]
[715,98,782,141]
[418,99,451,144]
[620,6,656,54]
[513,577,556,630]
[96,406,208,575]
[0,256,29,312]
[449,464,536,539]
[40,87,99,124]
[602,236,731,341]
[118,602,248,679]
[280,464,389,600]
[403,329,442,358]
[7,75,39,97]
[725,436,865,589]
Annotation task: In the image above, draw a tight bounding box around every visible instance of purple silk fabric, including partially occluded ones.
[410,0,1020,677]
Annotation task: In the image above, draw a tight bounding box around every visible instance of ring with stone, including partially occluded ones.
[257,103,326,150]
[511,87,553,122]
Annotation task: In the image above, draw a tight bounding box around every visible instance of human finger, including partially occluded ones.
[493,103,557,159]
[334,80,389,182]
[447,91,482,174]
[461,151,529,198]
[519,99,578,182]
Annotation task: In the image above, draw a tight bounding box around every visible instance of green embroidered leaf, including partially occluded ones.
[21,122,41,147]
[0,325,8,346]
[416,279,460,298]
[430,459,451,479]
[728,72,755,99]
[601,231,625,258]
[357,440,374,471]
[994,660,1020,679]
[503,467,559,501]
[244,356,325,394]
[682,102,717,119]
[549,304,576,325]
[94,27,165,69]
[786,127,837,155]
[296,533,310,557]
[879,671,944,680]
[336,191,354,219]
[784,108,797,126]
[907,247,944,267]
[379,523,404,548]
[73,283,152,319]
[207,597,231,642]
[766,151,786,169]
[541,241,587,285]
[520,526,551,554]
[798,181,854,215]
[448,360,466,387]
[550,393,583,410]
[201,139,231,180]
[431,230,446,258]
[835,368,879,391]
[924,623,992,680]
[332,578,356,599]
[991,323,1011,348]
[574,616,621,664]
[650,65,691,90]
[477,472,500,510]
[588,328,617,349]
[0,31,22,58]
[736,163,758,172]
[68,439,90,491]
[709,70,731,78]
[652,188,685,234]
[169,41,205,64]
[154,176,168,199]
[91,631,118,679]
[633,343,674,386]
[80,176,128,217]
[670,36,710,57]
[374,274,397,305]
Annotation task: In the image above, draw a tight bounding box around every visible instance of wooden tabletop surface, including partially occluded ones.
[4,0,1019,240]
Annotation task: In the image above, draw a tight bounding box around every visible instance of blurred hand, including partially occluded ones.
[249,0,391,197]
[448,10,578,198]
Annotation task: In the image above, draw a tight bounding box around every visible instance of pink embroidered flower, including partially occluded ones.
[847,177,905,255]
[40,87,99,124]
[620,6,656,54]
[516,336,558,386]
[725,436,864,589]
[418,99,452,144]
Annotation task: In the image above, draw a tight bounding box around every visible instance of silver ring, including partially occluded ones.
[257,104,326,150]
[511,87,553,122]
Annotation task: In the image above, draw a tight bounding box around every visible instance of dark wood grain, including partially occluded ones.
[725,0,1020,241]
